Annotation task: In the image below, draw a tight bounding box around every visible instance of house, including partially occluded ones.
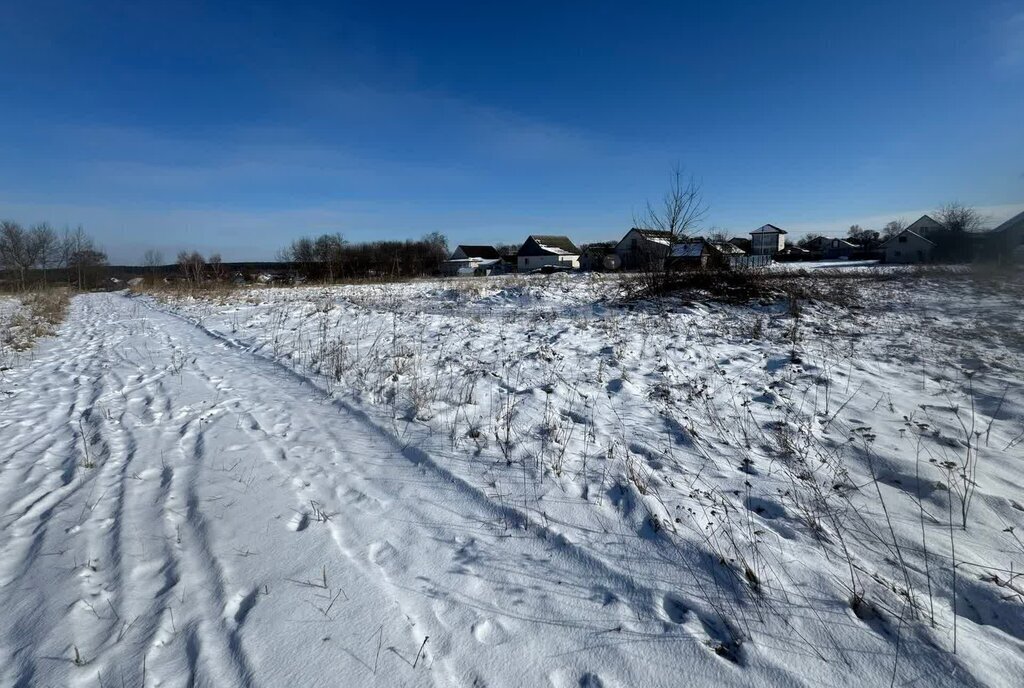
[442,245,503,277]
[517,235,580,272]
[984,209,1024,264]
[665,238,748,270]
[579,242,620,271]
[801,236,856,256]
[823,238,857,259]
[750,224,787,255]
[905,214,946,238]
[666,239,711,269]
[614,228,673,270]
[728,237,752,253]
[882,229,935,263]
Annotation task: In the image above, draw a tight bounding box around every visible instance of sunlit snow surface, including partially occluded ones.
[1,269,1021,687]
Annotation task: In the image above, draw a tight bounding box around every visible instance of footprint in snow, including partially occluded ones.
[471,617,508,645]
[368,541,399,573]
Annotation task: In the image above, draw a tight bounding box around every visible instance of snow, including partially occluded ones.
[534,242,576,256]
[1,272,1023,687]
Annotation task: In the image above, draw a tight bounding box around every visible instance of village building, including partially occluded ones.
[665,238,750,270]
[881,229,935,263]
[614,228,673,270]
[442,245,503,276]
[984,209,1024,264]
[579,242,620,271]
[905,214,946,237]
[749,224,787,255]
[516,235,580,272]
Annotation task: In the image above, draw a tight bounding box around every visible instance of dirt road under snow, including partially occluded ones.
[0,293,756,688]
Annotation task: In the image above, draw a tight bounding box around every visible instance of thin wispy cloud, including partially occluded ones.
[995,10,1024,71]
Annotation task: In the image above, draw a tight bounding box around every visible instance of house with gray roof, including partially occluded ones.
[516,235,581,272]
[614,228,674,270]
[750,224,787,255]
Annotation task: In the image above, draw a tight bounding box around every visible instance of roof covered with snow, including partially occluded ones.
[670,241,707,258]
[709,241,745,255]
[520,235,581,256]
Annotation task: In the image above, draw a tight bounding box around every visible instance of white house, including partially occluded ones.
[882,229,935,263]
[905,214,946,237]
[750,224,787,255]
[517,235,580,272]
[442,245,502,276]
[614,228,673,270]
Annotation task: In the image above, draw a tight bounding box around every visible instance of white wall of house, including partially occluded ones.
[614,229,670,269]
[884,231,933,263]
[518,254,579,272]
[751,231,785,255]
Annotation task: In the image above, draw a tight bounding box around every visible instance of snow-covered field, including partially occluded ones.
[1,271,1022,687]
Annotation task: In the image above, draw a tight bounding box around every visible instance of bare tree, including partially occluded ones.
[208,253,225,281]
[882,219,907,240]
[177,250,205,287]
[706,227,731,244]
[847,224,880,248]
[30,223,60,285]
[937,202,984,233]
[65,227,107,290]
[797,233,825,249]
[634,165,708,286]
[313,233,346,281]
[636,165,708,243]
[143,249,164,269]
[0,221,31,290]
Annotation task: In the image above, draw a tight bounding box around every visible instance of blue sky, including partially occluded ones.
[1,1,1022,263]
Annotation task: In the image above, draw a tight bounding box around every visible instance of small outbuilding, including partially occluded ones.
[579,242,619,271]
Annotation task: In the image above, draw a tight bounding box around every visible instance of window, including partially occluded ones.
[524,258,529,265]
[898,236,907,243]
[894,250,902,257]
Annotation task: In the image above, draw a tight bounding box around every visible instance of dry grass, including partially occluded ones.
[0,288,71,363]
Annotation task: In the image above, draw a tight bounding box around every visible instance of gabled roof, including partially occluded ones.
[631,228,674,240]
[990,209,1024,235]
[751,224,787,235]
[907,214,945,230]
[710,241,745,255]
[582,241,617,254]
[881,229,936,247]
[454,245,500,259]
[526,235,580,255]
[670,240,707,258]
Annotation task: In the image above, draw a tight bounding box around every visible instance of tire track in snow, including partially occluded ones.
[1,293,754,688]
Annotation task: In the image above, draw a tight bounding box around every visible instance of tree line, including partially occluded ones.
[0,221,108,291]
[276,231,449,281]
[161,232,451,287]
